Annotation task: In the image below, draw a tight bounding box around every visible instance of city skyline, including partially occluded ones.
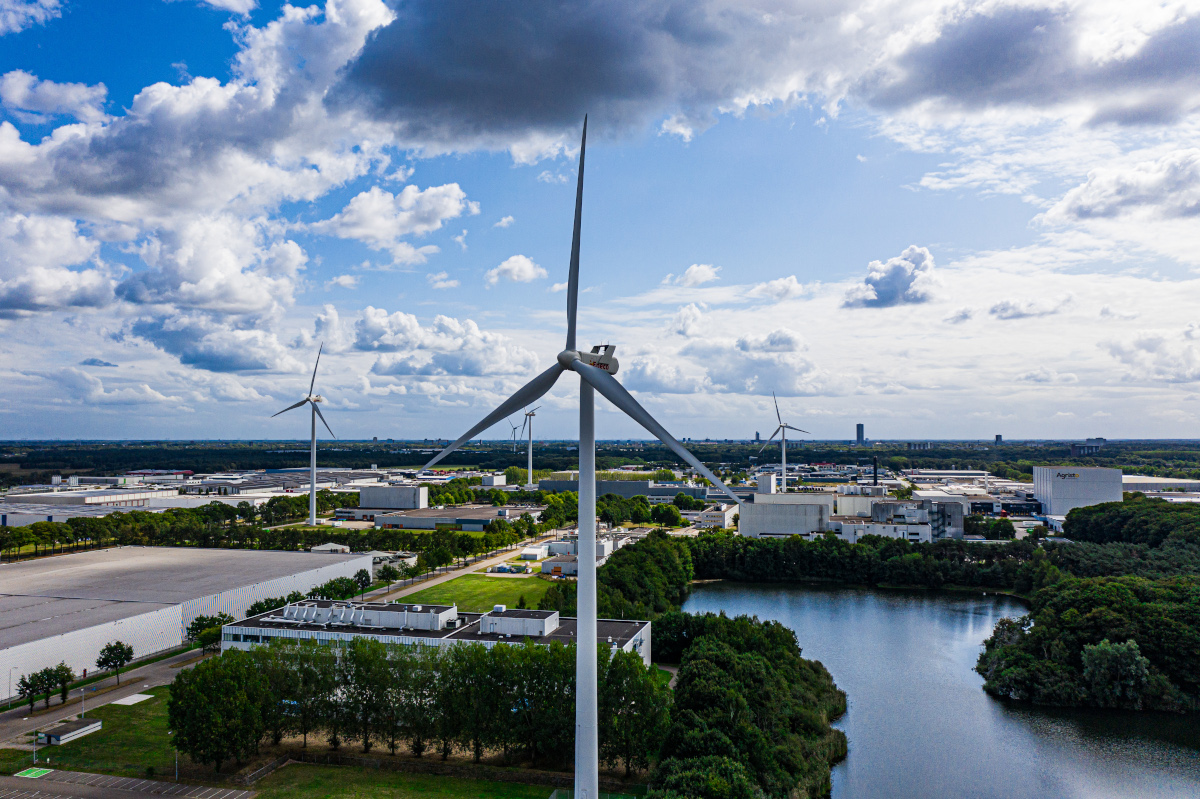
[2,1,1200,440]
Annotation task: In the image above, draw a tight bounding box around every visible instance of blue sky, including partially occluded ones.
[2,0,1200,441]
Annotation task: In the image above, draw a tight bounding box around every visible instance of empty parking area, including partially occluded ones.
[0,771,253,799]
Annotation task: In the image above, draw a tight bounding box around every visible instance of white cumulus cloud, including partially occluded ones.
[485,254,547,286]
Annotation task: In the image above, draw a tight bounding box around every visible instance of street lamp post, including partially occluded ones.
[8,666,16,702]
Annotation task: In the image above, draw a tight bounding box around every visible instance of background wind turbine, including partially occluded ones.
[759,392,809,493]
[520,406,540,489]
[271,344,336,526]
[417,117,742,799]
[507,419,521,453]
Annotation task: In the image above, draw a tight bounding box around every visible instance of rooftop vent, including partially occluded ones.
[493,604,506,613]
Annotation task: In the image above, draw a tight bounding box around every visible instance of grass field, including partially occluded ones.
[255,764,557,799]
[6,687,181,779]
[402,574,553,612]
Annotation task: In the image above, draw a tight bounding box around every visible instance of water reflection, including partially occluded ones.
[683,583,1200,799]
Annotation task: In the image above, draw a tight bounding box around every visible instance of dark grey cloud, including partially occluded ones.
[333,0,795,143]
[869,8,1200,125]
[79,357,118,367]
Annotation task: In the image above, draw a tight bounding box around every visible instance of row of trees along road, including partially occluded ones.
[167,639,668,776]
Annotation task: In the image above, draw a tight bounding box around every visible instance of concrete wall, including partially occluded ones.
[738,501,827,538]
[1033,466,1122,515]
[835,495,877,517]
[538,480,705,500]
[0,604,182,702]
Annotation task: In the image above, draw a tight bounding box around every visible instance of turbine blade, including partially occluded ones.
[313,402,336,439]
[309,342,323,396]
[565,116,587,352]
[421,363,566,471]
[520,415,529,437]
[783,423,811,435]
[773,391,782,425]
[271,399,308,417]
[572,361,742,506]
[758,426,782,454]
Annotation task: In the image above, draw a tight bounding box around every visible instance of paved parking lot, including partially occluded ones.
[0,770,253,799]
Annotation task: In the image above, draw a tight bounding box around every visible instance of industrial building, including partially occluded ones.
[1122,475,1200,492]
[1,488,180,507]
[537,479,705,502]
[221,599,652,666]
[373,504,541,532]
[0,547,369,702]
[335,485,429,522]
[1033,466,1122,515]
[0,503,164,527]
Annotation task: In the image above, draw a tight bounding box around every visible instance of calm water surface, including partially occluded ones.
[683,583,1200,799]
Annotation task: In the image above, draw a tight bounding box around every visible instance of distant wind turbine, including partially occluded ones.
[520,406,540,489]
[507,418,521,453]
[759,391,809,493]
[272,344,336,526]
[418,117,742,799]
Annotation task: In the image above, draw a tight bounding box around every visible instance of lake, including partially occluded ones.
[683,582,1200,799]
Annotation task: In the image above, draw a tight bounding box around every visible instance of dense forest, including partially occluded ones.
[975,497,1200,712]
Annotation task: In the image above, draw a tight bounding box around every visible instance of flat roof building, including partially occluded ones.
[1033,466,1122,516]
[0,546,369,701]
[221,599,651,665]
[374,504,543,532]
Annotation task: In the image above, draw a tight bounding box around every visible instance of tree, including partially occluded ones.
[601,649,671,777]
[378,564,400,589]
[1082,639,1153,710]
[53,662,75,704]
[97,641,135,684]
[353,568,372,597]
[168,648,269,772]
[16,674,39,712]
[187,613,234,643]
[651,504,684,527]
[198,626,223,654]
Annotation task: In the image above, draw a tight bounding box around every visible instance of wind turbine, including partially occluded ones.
[507,419,521,453]
[520,407,540,489]
[759,391,809,493]
[272,344,336,526]
[418,117,742,799]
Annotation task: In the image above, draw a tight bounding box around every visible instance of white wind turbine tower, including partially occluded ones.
[271,344,336,526]
[419,117,742,799]
[759,391,809,493]
[520,406,540,489]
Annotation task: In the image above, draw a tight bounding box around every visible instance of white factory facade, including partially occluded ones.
[0,547,369,702]
[221,599,652,666]
[1032,466,1123,515]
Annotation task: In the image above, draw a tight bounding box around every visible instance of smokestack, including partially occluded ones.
[873,456,878,486]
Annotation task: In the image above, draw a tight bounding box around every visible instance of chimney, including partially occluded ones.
[872,456,878,486]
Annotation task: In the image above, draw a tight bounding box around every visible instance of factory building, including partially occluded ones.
[221,599,652,666]
[0,547,369,702]
[1,488,180,507]
[373,504,542,532]
[537,479,705,502]
[1033,466,1122,515]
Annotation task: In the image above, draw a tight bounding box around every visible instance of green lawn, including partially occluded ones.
[15,686,179,779]
[255,764,555,799]
[402,574,553,613]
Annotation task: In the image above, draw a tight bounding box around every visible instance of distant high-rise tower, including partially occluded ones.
[995,434,1003,444]
[755,431,761,442]
[856,423,864,444]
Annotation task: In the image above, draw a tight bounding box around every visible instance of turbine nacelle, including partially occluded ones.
[557,344,619,375]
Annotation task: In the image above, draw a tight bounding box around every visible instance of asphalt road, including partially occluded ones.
[0,650,202,748]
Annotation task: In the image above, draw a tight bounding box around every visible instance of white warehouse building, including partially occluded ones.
[0,546,369,702]
[1033,466,1123,515]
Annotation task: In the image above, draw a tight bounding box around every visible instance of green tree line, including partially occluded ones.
[168,638,668,775]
